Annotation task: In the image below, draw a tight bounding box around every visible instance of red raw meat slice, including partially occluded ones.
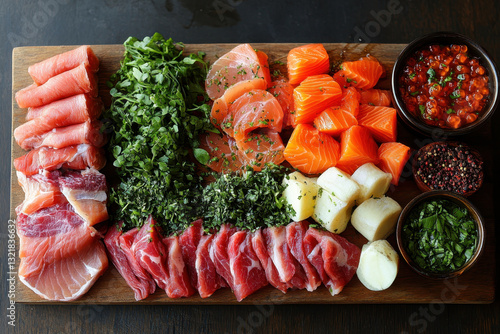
[104,222,152,301]
[58,168,108,226]
[15,63,98,108]
[132,216,170,292]
[119,228,156,295]
[28,45,99,85]
[209,224,237,291]
[251,229,289,293]
[163,236,195,298]
[15,94,103,148]
[227,231,268,301]
[179,219,204,290]
[196,234,226,298]
[19,238,108,301]
[286,221,322,292]
[303,228,361,296]
[262,226,295,283]
[14,144,106,176]
[17,202,97,278]
[15,170,65,215]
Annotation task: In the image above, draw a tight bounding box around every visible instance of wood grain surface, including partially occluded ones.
[11,43,495,305]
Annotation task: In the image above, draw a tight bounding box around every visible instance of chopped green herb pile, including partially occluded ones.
[403,199,478,273]
[200,166,295,231]
[105,33,212,232]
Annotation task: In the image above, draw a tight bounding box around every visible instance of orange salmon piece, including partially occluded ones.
[293,75,342,124]
[205,44,265,100]
[377,142,411,186]
[314,107,358,137]
[336,125,379,175]
[284,124,340,175]
[256,50,272,88]
[357,104,397,143]
[223,89,283,142]
[359,89,392,107]
[334,56,384,90]
[267,79,295,128]
[287,44,330,85]
[340,86,361,117]
[235,130,285,171]
[210,78,267,128]
[199,131,242,173]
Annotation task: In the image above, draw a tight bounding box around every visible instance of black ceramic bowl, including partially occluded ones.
[396,190,485,279]
[392,32,499,137]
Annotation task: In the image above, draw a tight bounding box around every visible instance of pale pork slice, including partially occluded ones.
[251,229,289,293]
[19,239,108,302]
[16,170,66,216]
[28,45,99,85]
[228,231,268,301]
[163,236,195,298]
[303,228,361,296]
[14,144,106,176]
[209,224,238,291]
[119,228,156,295]
[178,219,204,290]
[196,235,224,298]
[104,223,152,301]
[59,169,108,226]
[17,203,97,278]
[286,221,322,292]
[132,216,170,292]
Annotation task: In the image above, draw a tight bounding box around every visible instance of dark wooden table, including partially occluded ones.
[1,0,498,333]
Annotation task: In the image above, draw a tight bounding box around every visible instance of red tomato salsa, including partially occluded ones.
[399,44,490,129]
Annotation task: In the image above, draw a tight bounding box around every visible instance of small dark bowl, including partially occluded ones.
[412,141,484,196]
[396,190,485,279]
[392,31,499,137]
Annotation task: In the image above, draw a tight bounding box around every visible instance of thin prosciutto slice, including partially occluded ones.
[303,228,361,296]
[15,94,103,148]
[195,235,225,298]
[178,219,203,290]
[227,231,268,301]
[15,63,98,108]
[28,45,99,85]
[209,224,237,291]
[14,144,106,176]
[58,168,108,226]
[104,223,152,301]
[163,236,195,298]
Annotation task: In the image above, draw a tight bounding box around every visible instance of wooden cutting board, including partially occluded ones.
[11,43,495,304]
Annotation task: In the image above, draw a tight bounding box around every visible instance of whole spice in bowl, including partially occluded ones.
[412,141,483,196]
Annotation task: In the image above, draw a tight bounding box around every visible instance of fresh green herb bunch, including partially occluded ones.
[105,33,212,232]
[201,165,295,231]
[403,199,478,273]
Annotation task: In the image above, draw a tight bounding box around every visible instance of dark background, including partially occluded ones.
[1,0,498,333]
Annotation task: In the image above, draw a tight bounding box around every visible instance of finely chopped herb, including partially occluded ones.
[105,33,213,232]
[402,199,478,273]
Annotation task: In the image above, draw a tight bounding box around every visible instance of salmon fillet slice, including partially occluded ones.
[16,170,65,216]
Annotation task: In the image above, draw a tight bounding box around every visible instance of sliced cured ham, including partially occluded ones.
[28,45,99,85]
[15,94,103,148]
[104,223,152,301]
[16,170,65,215]
[205,44,266,100]
[209,224,237,291]
[163,236,195,298]
[195,235,225,298]
[251,229,289,293]
[119,228,156,295]
[262,226,295,283]
[59,169,108,226]
[286,221,321,292]
[179,219,204,289]
[132,216,170,292]
[14,144,106,176]
[227,231,268,301]
[15,63,98,108]
[19,120,106,151]
[303,228,361,296]
[17,203,98,278]
[19,239,108,302]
